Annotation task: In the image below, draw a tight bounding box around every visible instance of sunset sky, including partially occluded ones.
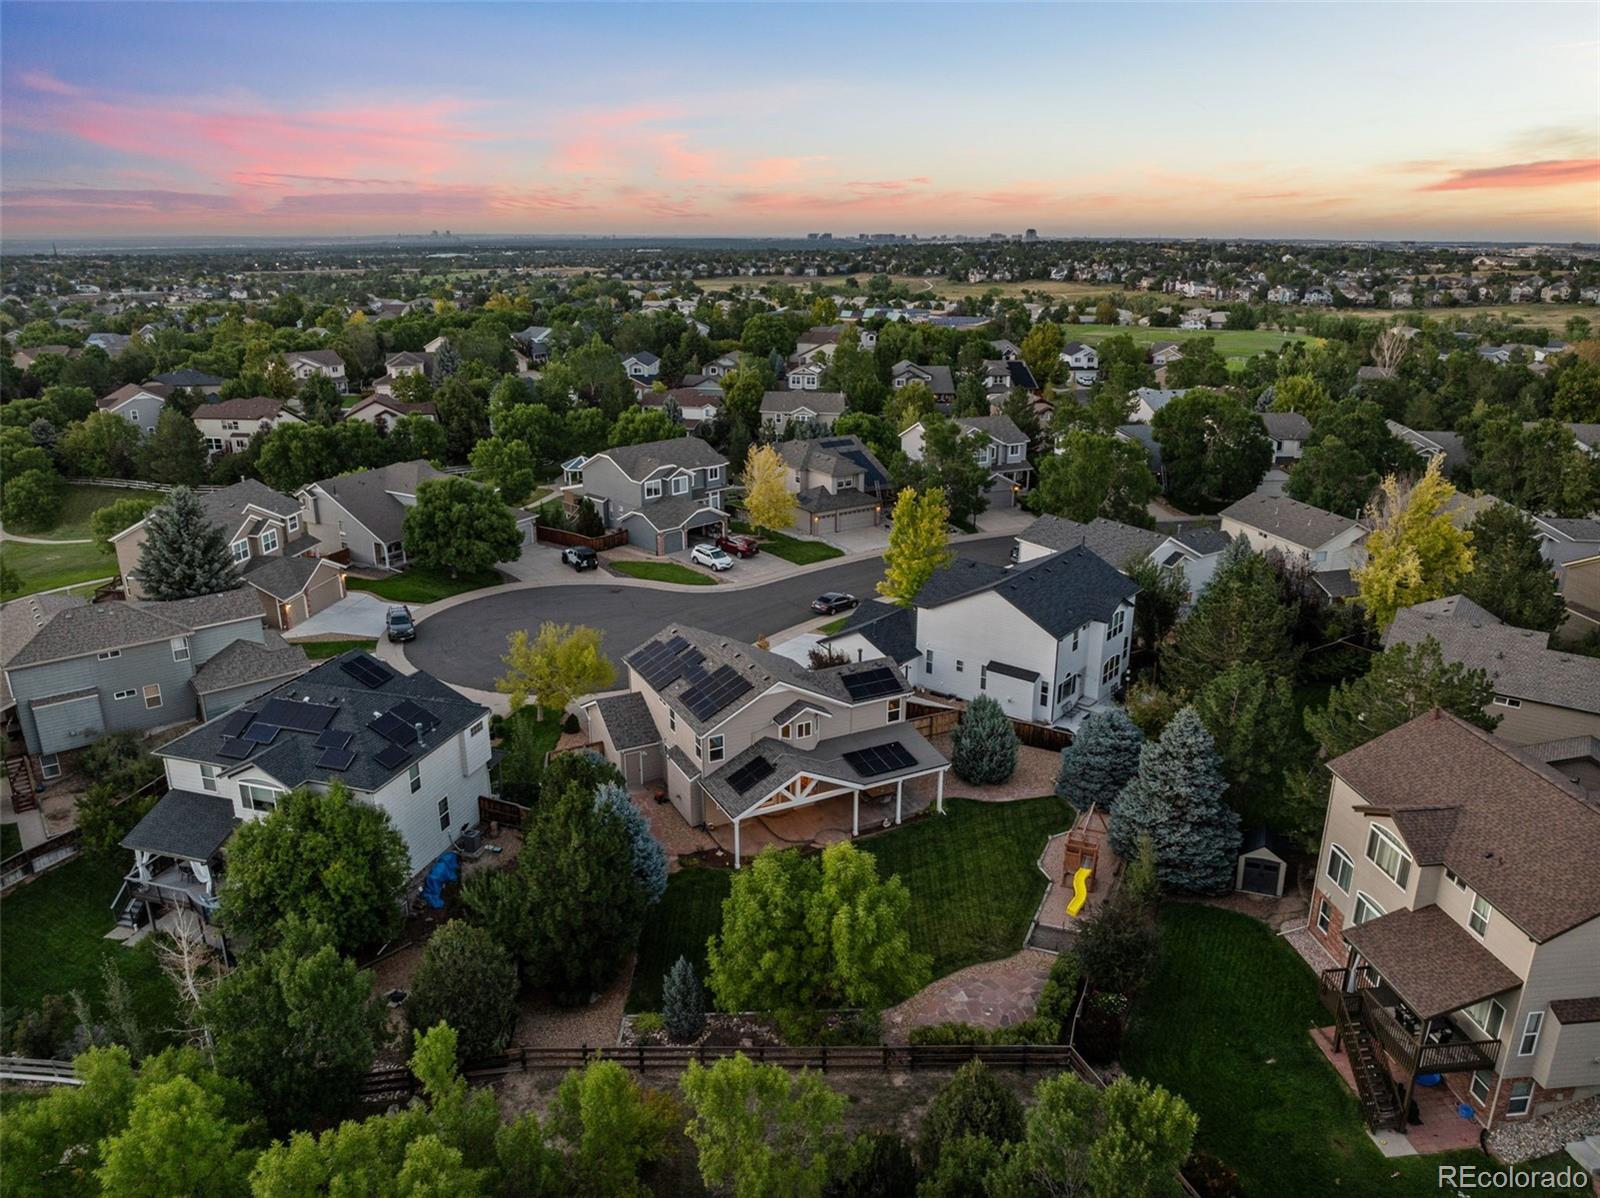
[2,2,1597,242]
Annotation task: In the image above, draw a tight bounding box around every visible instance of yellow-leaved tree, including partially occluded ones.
[1354,456,1474,628]
[877,486,953,606]
[742,443,795,533]
[496,622,615,719]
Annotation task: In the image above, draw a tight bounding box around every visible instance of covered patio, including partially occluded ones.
[113,789,238,929]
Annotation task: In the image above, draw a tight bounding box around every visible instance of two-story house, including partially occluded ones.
[111,480,347,631]
[152,368,224,395]
[1219,491,1366,574]
[784,362,828,391]
[1060,341,1100,385]
[193,397,303,458]
[1307,710,1600,1131]
[981,359,1039,399]
[760,391,847,434]
[512,325,553,363]
[1130,387,1187,423]
[621,351,661,380]
[280,349,349,393]
[1259,410,1311,465]
[96,382,172,436]
[122,651,492,924]
[889,360,956,403]
[343,394,439,429]
[900,414,1032,507]
[825,546,1139,729]
[578,625,949,866]
[1013,514,1231,604]
[775,435,889,535]
[563,438,729,556]
[3,591,290,783]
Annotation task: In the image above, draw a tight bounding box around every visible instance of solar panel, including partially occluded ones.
[374,743,412,771]
[314,729,352,750]
[842,667,902,701]
[680,665,752,721]
[339,653,394,689]
[389,699,439,734]
[216,709,256,738]
[259,698,338,732]
[627,635,703,690]
[725,757,775,794]
[369,711,415,746]
[843,742,918,778]
[317,747,357,771]
[217,737,254,759]
[242,722,279,744]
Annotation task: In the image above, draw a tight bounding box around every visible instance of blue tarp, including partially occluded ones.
[421,851,459,909]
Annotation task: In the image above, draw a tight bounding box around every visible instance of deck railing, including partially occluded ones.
[1320,966,1501,1075]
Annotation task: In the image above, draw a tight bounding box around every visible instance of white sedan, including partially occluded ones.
[689,544,735,571]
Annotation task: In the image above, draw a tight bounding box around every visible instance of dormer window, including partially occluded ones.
[287,513,300,534]
[671,475,690,496]
[645,480,663,500]
[260,528,279,554]
[232,540,250,563]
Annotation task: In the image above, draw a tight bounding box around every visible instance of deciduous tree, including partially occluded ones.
[742,443,797,532]
[90,494,161,553]
[918,1060,1025,1174]
[1355,456,1474,628]
[876,486,952,606]
[96,1075,256,1198]
[496,622,616,716]
[470,436,538,504]
[403,476,523,577]
[1030,429,1156,527]
[1151,388,1272,511]
[609,406,680,447]
[406,921,519,1062]
[58,410,143,477]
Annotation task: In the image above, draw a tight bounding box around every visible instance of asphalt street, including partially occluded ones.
[406,535,1015,689]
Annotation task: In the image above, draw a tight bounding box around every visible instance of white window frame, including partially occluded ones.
[1444,867,1467,890]
[1469,893,1492,937]
[260,527,279,554]
[706,465,722,483]
[1109,608,1126,638]
[1505,1079,1534,1117]
[1316,897,1331,933]
[1518,1010,1543,1057]
[979,665,987,690]
[113,689,135,701]
[287,513,300,534]
[200,763,218,793]
[1326,844,1354,893]
[1492,695,1522,708]
[143,684,162,710]
[644,479,663,500]
[239,782,281,813]
[1070,627,1080,652]
[437,794,450,832]
[1469,1071,1491,1104]
[1463,997,1505,1040]
[171,638,190,662]
[1038,679,1049,707]
[232,539,251,563]
[707,734,725,763]
[670,475,690,496]
[1100,654,1121,685]
[206,437,225,453]
[39,753,61,780]
[924,650,934,674]
[1352,891,1385,925]
[408,764,422,794]
[469,720,484,736]
[97,648,121,661]
[886,697,902,724]
[1365,824,1412,890]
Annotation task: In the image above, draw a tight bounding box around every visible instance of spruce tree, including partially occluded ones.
[661,954,707,1042]
[132,486,241,601]
[1055,709,1144,810]
[1109,707,1239,894]
[1161,540,1296,695]
[138,406,208,485]
[595,782,668,904]
[950,695,1018,784]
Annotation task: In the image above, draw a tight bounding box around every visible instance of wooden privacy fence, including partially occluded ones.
[906,701,959,738]
[534,525,629,551]
[1012,721,1072,752]
[1,776,161,894]
[478,795,530,829]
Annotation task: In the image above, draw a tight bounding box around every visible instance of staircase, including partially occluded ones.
[1333,992,1401,1131]
[5,756,38,815]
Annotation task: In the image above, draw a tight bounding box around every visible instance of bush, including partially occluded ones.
[405,920,519,1062]
[918,1059,1025,1173]
[662,955,707,1042]
[949,695,1018,785]
[1074,990,1132,1065]
[908,1022,990,1046]
[989,1016,1061,1045]
[573,497,605,537]
[75,782,159,857]
[775,1009,882,1047]
[1074,892,1158,1000]
[1034,949,1083,1033]
[826,1131,918,1198]
[4,993,77,1059]
[1186,1149,1244,1198]
[632,1011,665,1037]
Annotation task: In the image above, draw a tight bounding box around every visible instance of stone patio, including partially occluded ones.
[1312,1026,1486,1156]
[881,949,1056,1043]
[928,735,1060,802]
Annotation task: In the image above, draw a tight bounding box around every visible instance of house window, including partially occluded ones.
[1058,675,1079,703]
[1109,608,1126,638]
[671,476,689,496]
[1519,1010,1543,1056]
[113,689,135,701]
[1037,679,1048,706]
[1463,997,1505,1039]
[924,650,934,674]
[200,763,218,793]
[784,720,814,741]
[172,638,190,662]
[1326,844,1354,892]
[206,438,225,453]
[1316,897,1331,933]
[1445,867,1467,890]
[1492,695,1522,708]
[1365,825,1412,889]
[708,734,725,763]
[707,466,721,482]
[469,720,484,736]
[1352,891,1385,925]
[97,648,121,661]
[886,698,902,724]
[260,528,279,553]
[437,795,450,832]
[644,480,663,499]
[955,659,964,673]
[239,782,280,812]
[1506,1079,1534,1117]
[39,753,61,780]
[1070,628,1080,651]
[668,709,676,732]
[1469,894,1492,937]
[232,539,250,563]
[143,684,162,709]
[1100,655,1121,685]
[408,764,422,794]
[287,513,300,534]
[1469,1072,1492,1105]
[979,666,987,691]
[129,408,139,422]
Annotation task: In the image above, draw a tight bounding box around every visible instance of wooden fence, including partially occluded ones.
[0,776,162,894]
[65,477,224,493]
[906,701,959,738]
[478,795,531,829]
[1012,721,1072,752]
[534,525,629,551]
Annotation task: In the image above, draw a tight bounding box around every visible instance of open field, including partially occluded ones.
[1067,322,1305,362]
[1315,303,1593,334]
[30,484,141,540]
[0,539,113,600]
[692,274,1116,303]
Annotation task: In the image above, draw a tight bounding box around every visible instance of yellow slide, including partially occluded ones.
[1066,866,1093,917]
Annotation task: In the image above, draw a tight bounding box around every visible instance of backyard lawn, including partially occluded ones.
[732,521,846,565]
[0,853,178,1043]
[627,795,1070,1012]
[1122,905,1558,1198]
[348,567,501,604]
[300,638,378,660]
[610,560,717,586]
[32,484,145,540]
[0,538,114,600]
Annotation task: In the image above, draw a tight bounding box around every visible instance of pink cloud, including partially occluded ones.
[1420,158,1600,191]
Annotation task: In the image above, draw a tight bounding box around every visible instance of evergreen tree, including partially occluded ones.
[1461,502,1565,633]
[918,1060,1026,1174]
[1191,662,1301,823]
[1109,707,1239,894]
[131,486,242,600]
[1055,709,1144,810]
[1161,540,1295,695]
[595,781,668,904]
[137,407,208,485]
[950,695,1019,784]
[405,920,519,1062]
[661,954,707,1042]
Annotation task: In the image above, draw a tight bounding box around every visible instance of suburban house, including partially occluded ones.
[1387,421,1473,480]
[193,397,303,457]
[890,360,956,403]
[900,414,1032,508]
[97,382,172,435]
[128,650,492,923]
[1130,387,1187,423]
[3,591,289,784]
[1060,341,1100,384]
[512,325,553,363]
[622,351,660,380]
[1013,513,1231,603]
[1306,710,1600,1131]
[12,346,77,370]
[1260,410,1312,464]
[794,327,840,362]
[112,479,348,631]
[1384,595,1600,744]
[382,350,434,380]
[343,394,439,428]
[981,359,1039,397]
[578,625,949,867]
[1149,342,1185,366]
[826,546,1139,729]
[642,387,722,428]
[280,349,349,393]
[562,437,729,555]
[704,353,740,378]
[1548,530,1600,645]
[1219,491,1366,574]
[759,390,847,433]
[775,435,890,536]
[785,362,828,391]
[152,368,224,395]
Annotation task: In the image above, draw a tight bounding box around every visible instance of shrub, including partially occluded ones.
[908,1022,990,1046]
[1075,990,1132,1065]
[405,920,519,1062]
[4,993,77,1059]
[949,695,1018,785]
[990,1016,1061,1046]
[1034,950,1083,1036]
[776,1009,882,1046]
[826,1131,918,1198]
[573,497,605,538]
[918,1059,1025,1173]
[632,1011,665,1037]
[1074,892,1158,1000]
[662,955,707,1042]
[1186,1149,1244,1198]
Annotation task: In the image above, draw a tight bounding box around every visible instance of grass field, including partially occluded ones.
[1122,906,1565,1198]
[31,484,145,540]
[0,853,178,1043]
[1323,303,1593,335]
[610,560,717,586]
[1066,322,1305,363]
[693,274,1116,303]
[348,567,501,604]
[0,538,114,600]
[1,823,21,861]
[300,638,378,660]
[627,795,1070,1012]
[732,522,845,565]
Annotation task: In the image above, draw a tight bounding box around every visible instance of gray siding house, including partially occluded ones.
[564,438,729,555]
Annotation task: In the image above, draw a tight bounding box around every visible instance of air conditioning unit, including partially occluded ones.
[456,824,482,855]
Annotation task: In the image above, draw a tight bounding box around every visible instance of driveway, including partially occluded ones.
[406,536,1016,690]
[283,593,392,640]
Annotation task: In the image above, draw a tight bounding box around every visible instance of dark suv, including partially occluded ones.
[386,605,416,642]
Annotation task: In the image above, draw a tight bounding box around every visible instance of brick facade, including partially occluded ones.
[1307,885,1350,963]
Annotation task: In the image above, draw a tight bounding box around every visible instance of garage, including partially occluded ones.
[829,504,880,532]
[1235,827,1293,897]
[658,529,684,555]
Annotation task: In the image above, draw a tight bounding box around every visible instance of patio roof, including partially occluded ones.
[1343,906,1522,1020]
[121,790,238,862]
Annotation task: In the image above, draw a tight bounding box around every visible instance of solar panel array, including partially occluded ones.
[841,667,902,701]
[389,699,440,735]
[242,722,279,745]
[258,698,338,732]
[627,635,704,690]
[217,709,256,739]
[725,756,775,794]
[217,737,254,760]
[317,747,357,771]
[843,742,917,778]
[680,665,753,721]
[369,711,416,746]
[374,743,412,771]
[314,729,351,750]
[340,653,395,689]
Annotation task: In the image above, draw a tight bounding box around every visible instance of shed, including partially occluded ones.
[1235,826,1294,897]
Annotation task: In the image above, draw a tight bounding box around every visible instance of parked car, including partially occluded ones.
[717,533,760,558]
[386,605,416,642]
[811,591,858,615]
[561,545,599,571]
[690,544,735,572]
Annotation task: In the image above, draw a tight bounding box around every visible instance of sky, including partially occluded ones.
[2,2,1598,243]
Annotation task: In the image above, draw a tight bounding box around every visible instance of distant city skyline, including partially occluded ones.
[2,2,1597,242]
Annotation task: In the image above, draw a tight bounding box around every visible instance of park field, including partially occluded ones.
[692,273,1116,303]
[1066,322,1306,364]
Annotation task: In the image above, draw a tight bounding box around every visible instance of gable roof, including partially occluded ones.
[307,460,450,542]
[592,437,728,481]
[823,602,919,664]
[1018,514,1166,569]
[917,546,1138,638]
[775,435,888,487]
[1259,411,1312,441]
[1219,491,1361,549]
[282,349,344,368]
[153,368,224,387]
[189,631,310,695]
[760,391,848,415]
[98,381,172,410]
[7,591,261,669]
[956,414,1027,444]
[194,397,295,422]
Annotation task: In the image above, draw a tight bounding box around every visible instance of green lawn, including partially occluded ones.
[0,538,114,600]
[1122,905,1557,1198]
[1068,323,1305,365]
[300,638,378,660]
[348,567,501,604]
[36,484,146,540]
[732,521,845,565]
[0,853,178,1043]
[818,616,851,635]
[1,823,21,861]
[626,795,1070,1012]
[610,560,717,586]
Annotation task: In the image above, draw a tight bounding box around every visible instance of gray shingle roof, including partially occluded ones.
[823,602,919,664]
[7,591,260,669]
[593,437,728,481]
[796,488,878,515]
[189,633,309,695]
[776,436,889,489]
[193,479,303,532]
[760,391,848,415]
[703,723,945,819]
[121,789,238,861]
[956,414,1027,445]
[1219,491,1361,550]
[591,692,660,750]
[310,460,449,542]
[242,554,332,601]
[1259,411,1312,440]
[626,496,724,532]
[153,368,224,387]
[916,546,1138,639]
[1018,515,1165,570]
